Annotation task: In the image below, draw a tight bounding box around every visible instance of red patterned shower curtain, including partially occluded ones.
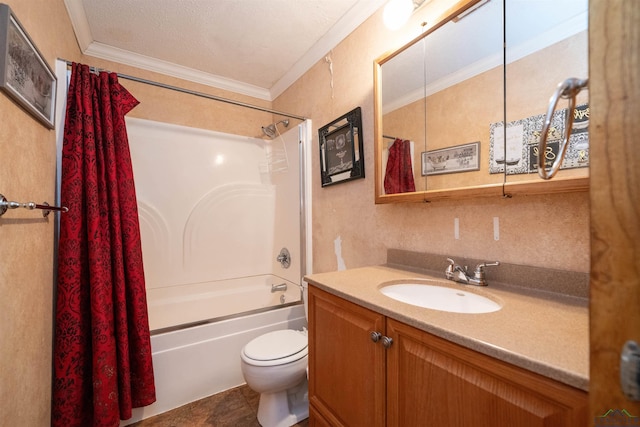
[52,63,156,427]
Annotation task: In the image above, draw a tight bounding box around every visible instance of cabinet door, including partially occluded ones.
[309,404,333,427]
[386,319,587,427]
[308,286,386,427]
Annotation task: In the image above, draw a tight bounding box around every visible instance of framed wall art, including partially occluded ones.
[0,3,56,128]
[489,103,589,175]
[318,107,364,187]
[421,141,480,176]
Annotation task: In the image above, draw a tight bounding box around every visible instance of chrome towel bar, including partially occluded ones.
[0,194,68,217]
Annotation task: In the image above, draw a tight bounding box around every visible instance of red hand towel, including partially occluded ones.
[384,139,416,194]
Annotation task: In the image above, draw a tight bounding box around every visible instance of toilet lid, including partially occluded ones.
[243,329,307,361]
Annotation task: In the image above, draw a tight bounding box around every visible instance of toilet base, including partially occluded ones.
[257,378,308,427]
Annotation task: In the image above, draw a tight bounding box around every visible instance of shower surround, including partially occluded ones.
[121,117,308,423]
[126,117,304,331]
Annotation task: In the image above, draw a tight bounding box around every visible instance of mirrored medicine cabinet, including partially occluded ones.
[374,0,589,203]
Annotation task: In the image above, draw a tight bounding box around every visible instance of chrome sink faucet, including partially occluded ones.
[445,258,500,286]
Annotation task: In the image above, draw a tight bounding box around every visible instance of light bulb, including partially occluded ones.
[383,0,414,30]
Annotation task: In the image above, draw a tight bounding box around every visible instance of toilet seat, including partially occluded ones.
[242,329,308,367]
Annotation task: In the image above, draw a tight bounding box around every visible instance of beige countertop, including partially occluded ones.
[304,264,589,391]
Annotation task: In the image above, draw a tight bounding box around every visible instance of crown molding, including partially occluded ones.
[270,0,387,99]
[63,0,385,102]
[63,0,277,100]
[63,0,93,52]
[506,11,587,64]
[84,42,272,100]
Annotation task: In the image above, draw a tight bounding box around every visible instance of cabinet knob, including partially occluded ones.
[381,336,393,349]
[370,331,382,343]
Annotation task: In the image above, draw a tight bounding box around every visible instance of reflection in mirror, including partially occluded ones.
[375,0,590,203]
[319,107,365,187]
[376,0,504,201]
[503,0,588,188]
[381,37,426,194]
[420,0,503,193]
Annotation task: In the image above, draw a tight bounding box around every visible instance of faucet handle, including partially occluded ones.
[445,258,456,274]
[445,258,455,279]
[476,261,500,269]
[473,261,500,279]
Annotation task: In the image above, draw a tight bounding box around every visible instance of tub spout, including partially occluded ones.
[271,283,287,293]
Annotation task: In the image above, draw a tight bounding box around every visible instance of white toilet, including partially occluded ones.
[240,283,309,427]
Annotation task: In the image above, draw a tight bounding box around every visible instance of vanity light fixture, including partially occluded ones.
[383,0,429,30]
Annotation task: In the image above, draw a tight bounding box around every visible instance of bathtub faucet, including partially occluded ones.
[276,247,291,269]
[271,283,288,293]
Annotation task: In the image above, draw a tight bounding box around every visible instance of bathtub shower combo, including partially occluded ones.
[119,117,311,425]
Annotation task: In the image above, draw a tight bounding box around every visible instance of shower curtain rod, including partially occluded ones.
[61,59,307,121]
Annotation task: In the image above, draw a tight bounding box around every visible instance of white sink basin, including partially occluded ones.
[379,280,501,314]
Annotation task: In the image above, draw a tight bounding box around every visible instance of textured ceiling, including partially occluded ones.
[65,0,386,100]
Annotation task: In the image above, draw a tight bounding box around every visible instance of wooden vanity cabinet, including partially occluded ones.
[308,285,588,427]
[308,285,386,427]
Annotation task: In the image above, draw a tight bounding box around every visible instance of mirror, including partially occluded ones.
[374,0,589,203]
[319,107,364,187]
[503,0,588,193]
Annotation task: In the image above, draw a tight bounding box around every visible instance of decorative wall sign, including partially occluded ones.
[0,4,56,128]
[489,104,589,175]
[489,121,528,175]
[421,141,480,176]
[318,107,364,187]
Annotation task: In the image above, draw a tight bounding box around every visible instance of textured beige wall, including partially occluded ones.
[0,1,275,425]
[274,2,590,275]
[0,2,75,425]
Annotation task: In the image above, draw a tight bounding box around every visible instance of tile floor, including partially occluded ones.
[129,385,309,427]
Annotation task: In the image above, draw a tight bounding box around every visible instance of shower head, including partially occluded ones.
[261,119,290,139]
[261,124,277,139]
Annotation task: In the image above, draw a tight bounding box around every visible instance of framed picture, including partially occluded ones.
[489,103,589,175]
[0,4,56,128]
[318,107,364,187]
[421,141,480,176]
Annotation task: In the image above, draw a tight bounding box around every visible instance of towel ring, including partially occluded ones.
[537,77,589,180]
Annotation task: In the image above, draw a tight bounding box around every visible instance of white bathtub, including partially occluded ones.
[146,274,302,332]
[121,301,306,426]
